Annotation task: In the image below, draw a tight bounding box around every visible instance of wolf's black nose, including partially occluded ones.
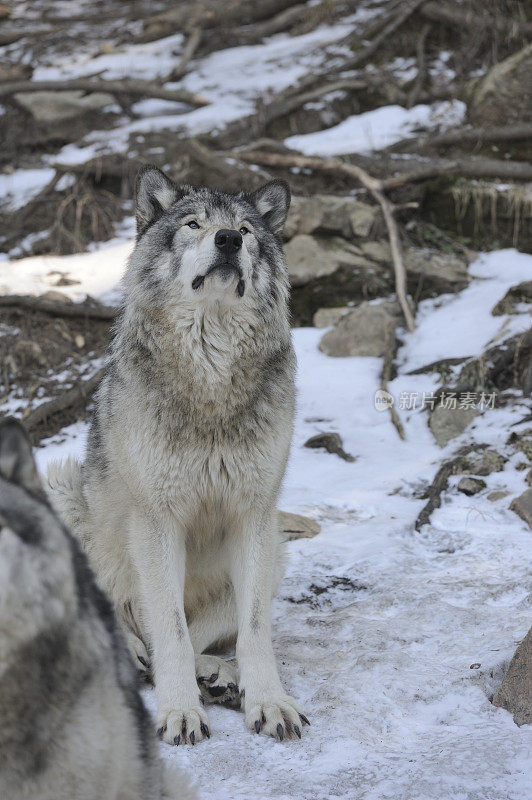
[215,229,242,255]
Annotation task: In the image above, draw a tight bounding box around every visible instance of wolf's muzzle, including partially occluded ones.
[215,228,242,256]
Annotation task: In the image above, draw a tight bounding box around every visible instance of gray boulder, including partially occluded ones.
[466,43,532,126]
[510,488,532,530]
[14,90,115,123]
[492,625,532,726]
[312,307,349,328]
[457,477,486,496]
[319,301,398,358]
[429,405,478,447]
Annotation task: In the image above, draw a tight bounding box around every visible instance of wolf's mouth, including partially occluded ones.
[192,262,245,296]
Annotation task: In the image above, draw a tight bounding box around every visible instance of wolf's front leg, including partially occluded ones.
[230,508,309,741]
[129,509,210,745]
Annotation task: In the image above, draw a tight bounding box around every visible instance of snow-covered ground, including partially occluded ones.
[3,240,530,800]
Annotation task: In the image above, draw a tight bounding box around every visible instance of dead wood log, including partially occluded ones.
[286,0,429,98]
[138,0,304,42]
[168,26,203,81]
[22,368,105,434]
[407,23,431,108]
[390,123,532,152]
[0,79,208,108]
[382,330,406,441]
[0,295,117,321]
[237,149,415,331]
[380,155,532,188]
[419,1,532,38]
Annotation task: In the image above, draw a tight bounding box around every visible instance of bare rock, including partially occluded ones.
[312,307,349,328]
[457,449,506,476]
[507,429,532,462]
[429,405,478,447]
[510,489,532,530]
[278,511,321,542]
[492,281,532,316]
[304,432,355,462]
[527,468,532,487]
[285,234,363,286]
[14,90,115,123]
[492,625,532,726]
[293,195,379,239]
[40,290,73,303]
[487,490,511,502]
[466,43,532,127]
[319,301,398,358]
[457,477,486,496]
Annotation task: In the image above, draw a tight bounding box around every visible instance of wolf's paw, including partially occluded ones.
[156,706,211,746]
[196,655,240,708]
[125,631,152,682]
[244,693,309,741]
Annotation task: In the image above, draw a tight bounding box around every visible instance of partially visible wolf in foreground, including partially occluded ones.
[48,166,309,746]
[0,418,197,800]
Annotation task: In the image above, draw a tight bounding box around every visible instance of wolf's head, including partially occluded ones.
[129,165,291,316]
[0,419,76,658]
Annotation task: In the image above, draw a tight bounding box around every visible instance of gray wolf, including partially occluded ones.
[48,166,309,746]
[0,417,197,800]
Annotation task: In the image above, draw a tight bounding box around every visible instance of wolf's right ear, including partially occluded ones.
[135,165,188,236]
[0,418,43,498]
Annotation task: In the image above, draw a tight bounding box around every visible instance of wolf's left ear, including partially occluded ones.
[0,418,43,497]
[135,165,189,236]
[250,179,291,234]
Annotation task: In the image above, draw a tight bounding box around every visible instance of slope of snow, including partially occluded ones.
[21,243,532,800]
[285,100,466,155]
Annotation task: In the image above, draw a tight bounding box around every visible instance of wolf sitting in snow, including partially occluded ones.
[0,418,197,800]
[48,166,309,746]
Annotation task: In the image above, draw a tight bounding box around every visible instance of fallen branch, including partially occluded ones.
[168,26,203,81]
[288,0,429,97]
[22,368,105,434]
[237,150,415,331]
[381,330,406,440]
[0,295,117,321]
[380,155,532,188]
[407,23,431,108]
[0,79,208,108]
[390,123,532,152]
[419,1,532,37]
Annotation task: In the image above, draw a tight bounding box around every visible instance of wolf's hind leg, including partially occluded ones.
[196,655,240,708]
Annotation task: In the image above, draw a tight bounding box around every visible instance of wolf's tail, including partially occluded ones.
[46,458,89,539]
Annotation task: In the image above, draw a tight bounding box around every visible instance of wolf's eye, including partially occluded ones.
[187,220,200,229]
[239,226,250,235]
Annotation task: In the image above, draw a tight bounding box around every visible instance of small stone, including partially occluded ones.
[55,276,81,287]
[74,334,85,349]
[312,307,349,328]
[492,624,532,726]
[487,490,511,502]
[510,488,532,530]
[41,290,72,303]
[304,432,355,462]
[526,468,532,487]
[278,511,321,542]
[457,477,486,496]
[507,429,532,462]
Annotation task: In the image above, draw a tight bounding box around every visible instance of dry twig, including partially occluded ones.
[23,368,105,433]
[237,149,416,332]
